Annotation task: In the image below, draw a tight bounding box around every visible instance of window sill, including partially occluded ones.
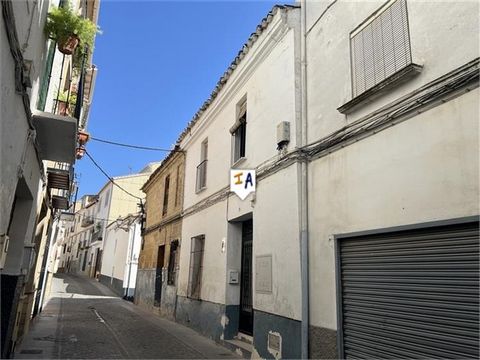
[231,157,247,168]
[337,63,423,114]
[195,186,207,194]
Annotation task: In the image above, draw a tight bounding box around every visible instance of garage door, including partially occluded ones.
[337,220,479,359]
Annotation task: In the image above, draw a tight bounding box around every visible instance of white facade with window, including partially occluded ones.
[304,0,479,357]
[176,6,304,358]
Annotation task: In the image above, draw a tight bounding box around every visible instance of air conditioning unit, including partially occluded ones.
[0,235,10,269]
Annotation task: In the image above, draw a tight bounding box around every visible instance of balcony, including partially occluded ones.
[196,160,207,193]
[91,223,103,242]
[47,167,72,190]
[81,215,94,227]
[32,111,78,163]
[51,195,69,210]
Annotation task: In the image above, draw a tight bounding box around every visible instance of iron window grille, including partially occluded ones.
[231,100,247,164]
[162,175,170,216]
[187,235,205,299]
[167,240,179,285]
[350,0,412,97]
[196,139,208,193]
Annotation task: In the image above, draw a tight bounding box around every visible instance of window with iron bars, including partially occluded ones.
[167,240,179,285]
[187,235,205,299]
[231,100,247,164]
[350,0,412,97]
[196,139,208,193]
[162,175,170,216]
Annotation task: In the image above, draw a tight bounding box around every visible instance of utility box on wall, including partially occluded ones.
[276,121,290,149]
[228,270,239,284]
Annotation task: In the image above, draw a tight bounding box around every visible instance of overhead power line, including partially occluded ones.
[84,149,143,202]
[90,136,183,152]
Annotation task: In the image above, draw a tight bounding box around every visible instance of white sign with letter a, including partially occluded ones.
[230,169,256,200]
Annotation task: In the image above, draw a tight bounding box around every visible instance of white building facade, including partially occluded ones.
[171,1,479,358]
[177,6,304,358]
[303,0,479,358]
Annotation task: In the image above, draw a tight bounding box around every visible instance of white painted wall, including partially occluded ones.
[305,0,480,142]
[308,88,479,330]
[178,8,303,320]
[1,0,53,275]
[305,0,479,331]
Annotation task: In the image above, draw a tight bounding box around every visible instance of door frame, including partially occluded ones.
[239,219,253,335]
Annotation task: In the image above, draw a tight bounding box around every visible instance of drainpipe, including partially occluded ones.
[124,220,136,298]
[299,1,310,358]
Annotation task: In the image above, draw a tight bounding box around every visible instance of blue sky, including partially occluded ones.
[77,0,290,197]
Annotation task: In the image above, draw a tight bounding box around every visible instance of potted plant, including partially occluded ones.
[78,130,90,145]
[56,90,77,116]
[44,2,100,57]
[75,146,85,160]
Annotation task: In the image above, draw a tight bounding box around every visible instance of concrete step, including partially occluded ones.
[223,338,253,359]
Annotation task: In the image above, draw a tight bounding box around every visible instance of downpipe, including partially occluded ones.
[299,0,310,358]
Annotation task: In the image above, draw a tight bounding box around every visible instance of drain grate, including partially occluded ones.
[20,349,43,354]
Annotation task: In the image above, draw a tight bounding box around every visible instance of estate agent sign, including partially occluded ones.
[230,169,256,200]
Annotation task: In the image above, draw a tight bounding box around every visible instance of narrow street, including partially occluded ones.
[15,274,238,359]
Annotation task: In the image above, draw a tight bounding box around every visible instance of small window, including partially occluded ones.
[231,100,247,164]
[167,240,179,285]
[350,0,412,97]
[104,189,110,208]
[196,139,208,192]
[187,235,205,299]
[174,165,181,207]
[163,175,170,216]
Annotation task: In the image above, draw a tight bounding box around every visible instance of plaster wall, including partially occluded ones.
[178,201,228,304]
[305,0,480,142]
[308,89,479,330]
[181,15,299,210]
[178,9,301,317]
[101,225,129,283]
[1,3,47,276]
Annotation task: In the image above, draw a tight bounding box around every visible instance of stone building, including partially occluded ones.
[135,150,185,319]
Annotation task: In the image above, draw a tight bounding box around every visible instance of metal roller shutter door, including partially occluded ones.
[338,221,479,359]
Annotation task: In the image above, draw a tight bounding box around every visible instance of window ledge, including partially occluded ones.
[338,63,423,114]
[195,186,207,194]
[232,157,247,168]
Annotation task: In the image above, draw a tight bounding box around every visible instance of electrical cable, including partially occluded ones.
[84,149,143,202]
[90,136,183,152]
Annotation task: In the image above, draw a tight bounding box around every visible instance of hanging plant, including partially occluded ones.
[44,1,101,58]
[56,90,77,116]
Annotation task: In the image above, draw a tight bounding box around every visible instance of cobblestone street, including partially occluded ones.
[15,274,238,359]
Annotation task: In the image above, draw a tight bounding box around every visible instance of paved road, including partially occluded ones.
[16,274,238,359]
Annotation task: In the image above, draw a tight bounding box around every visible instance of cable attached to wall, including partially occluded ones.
[84,149,143,202]
[90,137,184,153]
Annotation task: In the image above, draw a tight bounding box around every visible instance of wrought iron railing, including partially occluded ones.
[196,160,207,192]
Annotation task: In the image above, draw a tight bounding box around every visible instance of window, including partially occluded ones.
[350,0,412,97]
[104,189,110,208]
[167,240,179,285]
[196,139,208,192]
[174,165,181,207]
[187,235,205,299]
[231,100,247,164]
[162,175,170,216]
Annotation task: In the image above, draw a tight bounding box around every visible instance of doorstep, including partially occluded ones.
[223,333,254,359]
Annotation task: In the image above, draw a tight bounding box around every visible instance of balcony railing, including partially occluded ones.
[196,160,207,192]
[91,223,103,242]
[81,215,94,227]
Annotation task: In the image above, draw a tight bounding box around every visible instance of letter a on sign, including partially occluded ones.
[230,170,256,200]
